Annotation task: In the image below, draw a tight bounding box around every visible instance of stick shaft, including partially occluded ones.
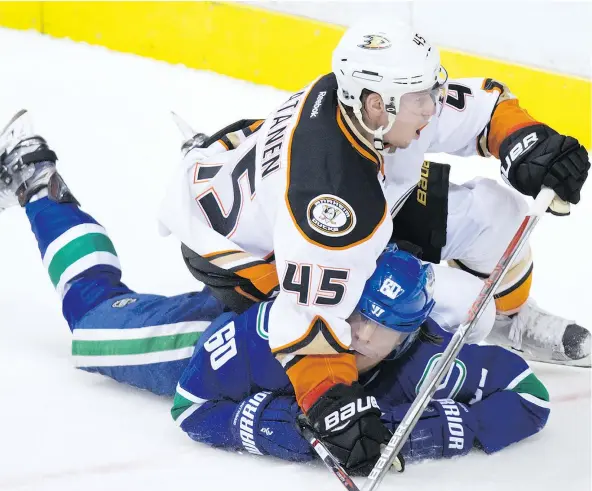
[300,424,362,491]
[362,188,555,491]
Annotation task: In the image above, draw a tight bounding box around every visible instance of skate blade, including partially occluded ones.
[514,347,591,368]
[543,354,590,368]
[0,109,28,136]
[0,109,31,155]
[170,111,195,139]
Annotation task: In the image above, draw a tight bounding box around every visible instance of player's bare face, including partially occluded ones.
[385,89,437,149]
[348,312,409,360]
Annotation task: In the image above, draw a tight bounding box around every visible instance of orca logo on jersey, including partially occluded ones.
[358,34,391,50]
[307,195,356,237]
[416,354,467,400]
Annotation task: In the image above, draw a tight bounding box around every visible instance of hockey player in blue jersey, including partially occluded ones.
[171,253,550,470]
[0,110,549,475]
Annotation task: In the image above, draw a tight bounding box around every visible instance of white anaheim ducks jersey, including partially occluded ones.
[158,74,512,359]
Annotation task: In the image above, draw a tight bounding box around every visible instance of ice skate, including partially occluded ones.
[487,299,591,367]
[170,110,209,155]
[0,109,75,210]
[180,131,209,155]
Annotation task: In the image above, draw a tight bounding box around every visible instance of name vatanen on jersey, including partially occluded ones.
[261,91,305,179]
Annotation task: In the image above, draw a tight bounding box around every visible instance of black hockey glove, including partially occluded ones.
[499,124,590,205]
[304,383,403,476]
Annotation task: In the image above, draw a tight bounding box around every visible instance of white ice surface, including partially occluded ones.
[0,28,590,491]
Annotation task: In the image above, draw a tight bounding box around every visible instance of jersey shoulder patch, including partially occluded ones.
[286,74,387,249]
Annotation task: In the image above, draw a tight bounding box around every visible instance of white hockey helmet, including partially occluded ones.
[332,21,448,149]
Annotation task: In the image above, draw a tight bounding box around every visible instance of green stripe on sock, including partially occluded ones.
[72,331,203,357]
[511,373,550,402]
[48,233,117,286]
[171,392,194,422]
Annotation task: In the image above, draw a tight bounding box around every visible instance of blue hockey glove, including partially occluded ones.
[383,399,476,461]
[231,392,313,462]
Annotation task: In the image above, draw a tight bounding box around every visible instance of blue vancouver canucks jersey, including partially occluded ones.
[24,197,549,465]
[173,301,550,462]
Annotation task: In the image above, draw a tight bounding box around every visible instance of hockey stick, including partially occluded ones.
[361,187,556,491]
[298,419,362,491]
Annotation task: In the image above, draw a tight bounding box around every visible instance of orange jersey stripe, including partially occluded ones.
[488,99,539,158]
[235,262,279,295]
[216,138,230,151]
[336,106,380,166]
[286,353,357,412]
[248,120,264,132]
[234,285,260,303]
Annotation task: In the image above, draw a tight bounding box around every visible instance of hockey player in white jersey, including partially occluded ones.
[158,19,589,472]
[0,111,552,476]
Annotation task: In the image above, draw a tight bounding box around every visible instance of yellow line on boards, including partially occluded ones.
[0,1,588,147]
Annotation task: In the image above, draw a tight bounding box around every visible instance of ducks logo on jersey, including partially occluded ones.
[307,195,356,237]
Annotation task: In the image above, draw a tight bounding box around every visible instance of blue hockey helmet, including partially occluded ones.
[353,245,435,360]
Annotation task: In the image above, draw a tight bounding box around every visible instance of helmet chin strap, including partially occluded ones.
[353,108,397,151]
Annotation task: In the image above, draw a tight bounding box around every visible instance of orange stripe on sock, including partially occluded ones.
[495,269,533,315]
